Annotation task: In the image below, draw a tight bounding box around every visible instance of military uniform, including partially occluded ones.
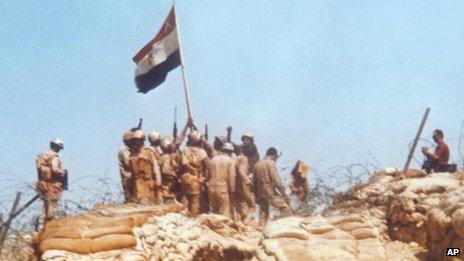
[206,153,236,218]
[235,154,255,223]
[289,160,310,204]
[36,139,66,223]
[253,157,292,226]
[118,145,133,202]
[128,148,161,204]
[159,152,180,204]
[180,146,208,216]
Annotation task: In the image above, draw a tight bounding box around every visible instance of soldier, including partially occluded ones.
[289,160,310,205]
[180,130,209,214]
[240,132,260,172]
[203,134,228,158]
[158,136,180,204]
[147,131,163,159]
[36,138,67,223]
[205,143,236,218]
[127,130,162,204]
[421,129,452,173]
[118,131,133,203]
[254,147,292,226]
[234,145,255,223]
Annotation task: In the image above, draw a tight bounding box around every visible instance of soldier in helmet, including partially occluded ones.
[147,131,163,159]
[205,142,236,218]
[158,136,181,204]
[204,135,228,158]
[180,130,209,215]
[240,132,260,173]
[254,147,292,227]
[36,138,67,223]
[118,131,134,203]
[127,130,162,204]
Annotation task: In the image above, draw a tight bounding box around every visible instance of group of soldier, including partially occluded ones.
[117,119,293,226]
[36,119,295,226]
[35,121,454,227]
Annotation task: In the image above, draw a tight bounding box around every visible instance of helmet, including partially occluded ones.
[222,143,234,152]
[188,131,201,143]
[241,132,254,142]
[148,131,161,143]
[51,138,64,149]
[131,130,146,140]
[160,136,174,150]
[123,131,133,142]
[215,135,228,145]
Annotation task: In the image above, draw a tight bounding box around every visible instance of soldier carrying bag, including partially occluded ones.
[36,153,68,190]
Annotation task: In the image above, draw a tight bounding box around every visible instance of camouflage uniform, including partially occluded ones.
[118,145,133,202]
[128,148,162,204]
[235,154,255,223]
[180,146,208,216]
[36,149,65,223]
[206,153,236,218]
[159,152,180,204]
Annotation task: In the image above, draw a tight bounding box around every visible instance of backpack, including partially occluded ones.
[36,153,55,181]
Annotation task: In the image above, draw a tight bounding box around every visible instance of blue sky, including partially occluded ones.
[0,1,463,202]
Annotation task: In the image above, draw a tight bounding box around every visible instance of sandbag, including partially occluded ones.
[264,223,309,240]
[320,229,355,240]
[338,221,371,232]
[350,227,376,239]
[300,223,334,234]
[40,227,83,241]
[40,215,142,241]
[89,216,134,227]
[40,238,94,254]
[44,217,91,230]
[92,234,137,253]
[327,214,364,226]
[40,234,136,254]
[85,224,134,238]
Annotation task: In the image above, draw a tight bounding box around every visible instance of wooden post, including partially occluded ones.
[8,194,40,222]
[402,108,431,173]
[0,192,21,254]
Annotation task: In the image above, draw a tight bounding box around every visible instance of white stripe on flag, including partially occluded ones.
[135,29,179,76]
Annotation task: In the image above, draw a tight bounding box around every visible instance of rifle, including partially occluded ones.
[226,126,232,143]
[130,118,143,132]
[204,124,209,140]
[61,170,69,190]
[173,107,178,140]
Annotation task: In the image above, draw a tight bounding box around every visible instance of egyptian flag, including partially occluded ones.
[132,7,181,93]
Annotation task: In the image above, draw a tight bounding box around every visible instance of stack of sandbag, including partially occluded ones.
[39,203,186,260]
[38,214,147,254]
[133,213,261,260]
[260,215,420,260]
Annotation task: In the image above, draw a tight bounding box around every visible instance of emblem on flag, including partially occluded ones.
[132,7,181,94]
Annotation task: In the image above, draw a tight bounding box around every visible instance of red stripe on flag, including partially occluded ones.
[132,7,177,63]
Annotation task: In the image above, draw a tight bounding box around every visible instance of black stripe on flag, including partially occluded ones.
[135,50,181,94]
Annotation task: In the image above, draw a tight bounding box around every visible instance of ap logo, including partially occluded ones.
[446,248,460,256]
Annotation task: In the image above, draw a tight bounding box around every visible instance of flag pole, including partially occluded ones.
[173,3,194,120]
